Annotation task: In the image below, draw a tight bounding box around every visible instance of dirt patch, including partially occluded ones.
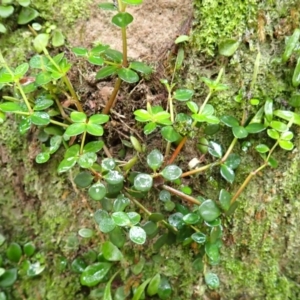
[68,0,194,61]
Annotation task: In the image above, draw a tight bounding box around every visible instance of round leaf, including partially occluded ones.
[33,33,49,53]
[71,258,87,273]
[255,144,270,153]
[232,126,248,139]
[23,242,35,257]
[30,112,50,125]
[129,226,146,245]
[27,262,45,277]
[78,152,97,168]
[65,123,86,136]
[161,126,181,142]
[191,232,207,244]
[95,210,116,233]
[74,171,94,188]
[104,170,124,185]
[89,182,106,201]
[220,164,235,183]
[89,114,109,124]
[134,173,153,191]
[218,39,240,56]
[112,12,134,28]
[173,89,194,101]
[147,149,163,171]
[78,228,94,238]
[199,200,221,222]
[0,5,14,18]
[80,262,112,287]
[0,268,17,287]
[161,165,182,181]
[127,212,141,225]
[101,158,116,171]
[35,152,50,164]
[205,273,220,289]
[18,7,39,24]
[70,111,87,122]
[86,123,104,136]
[182,213,200,225]
[6,243,22,263]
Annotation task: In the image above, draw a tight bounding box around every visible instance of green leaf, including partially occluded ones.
[281,131,293,141]
[205,242,220,264]
[18,7,39,24]
[142,221,158,236]
[129,226,146,244]
[84,141,104,153]
[88,55,104,66]
[274,110,300,126]
[74,171,94,188]
[112,12,134,28]
[104,49,123,63]
[279,140,294,151]
[95,210,116,233]
[208,141,222,158]
[134,109,152,122]
[292,56,300,87]
[70,111,86,122]
[86,123,104,136]
[220,115,239,127]
[98,3,117,10]
[33,33,49,53]
[112,212,131,226]
[134,173,153,191]
[6,243,22,263]
[72,47,88,56]
[220,164,235,183]
[147,149,163,171]
[199,200,221,222]
[0,5,14,18]
[103,271,120,300]
[133,278,151,300]
[33,98,54,111]
[65,123,86,136]
[173,89,194,101]
[35,152,50,164]
[30,112,50,126]
[175,35,189,44]
[78,228,94,238]
[129,61,152,74]
[113,194,130,212]
[78,152,97,168]
[224,153,241,169]
[101,158,116,171]
[161,165,182,181]
[57,157,77,173]
[264,98,273,122]
[218,39,240,56]
[35,71,52,85]
[270,120,287,132]
[14,63,29,79]
[147,273,161,296]
[219,189,231,211]
[127,212,141,225]
[205,273,220,289]
[104,170,124,185]
[71,257,87,273]
[89,114,109,124]
[102,241,123,261]
[182,213,200,224]
[289,93,300,107]
[232,126,248,139]
[157,276,172,300]
[245,123,266,133]
[0,23,6,34]
[117,68,139,83]
[122,0,143,5]
[186,101,198,113]
[23,242,35,257]
[52,30,65,47]
[255,144,270,153]
[88,182,106,201]
[161,126,181,142]
[0,268,17,287]
[0,102,22,112]
[282,29,300,62]
[143,122,157,135]
[191,232,206,244]
[267,128,280,140]
[80,262,112,287]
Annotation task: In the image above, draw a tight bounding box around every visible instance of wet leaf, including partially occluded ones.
[279,140,294,150]
[78,228,94,238]
[112,212,131,227]
[104,170,124,185]
[74,171,94,188]
[109,226,126,248]
[245,123,266,133]
[161,126,181,142]
[205,272,220,289]
[182,213,200,224]
[80,262,112,287]
[129,226,146,244]
[264,98,273,122]
[232,126,248,139]
[57,157,77,173]
[127,212,141,225]
[208,141,222,158]
[161,165,182,181]
[83,141,104,153]
[267,129,280,140]
[71,257,87,273]
[112,12,133,28]
[292,57,300,87]
[159,190,171,202]
[102,241,123,261]
[0,102,22,112]
[35,152,50,164]
[224,153,241,169]
[147,149,163,171]
[27,262,45,277]
[199,200,221,222]
[65,123,86,136]
[0,268,17,287]
[219,189,231,211]
[191,232,206,244]
[113,194,130,212]
[157,276,172,300]
[220,164,235,183]
[95,210,116,233]
[89,182,106,201]
[270,120,287,132]
[134,173,153,191]
[220,115,239,127]
[168,213,184,229]
[78,152,97,168]
[255,144,270,153]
